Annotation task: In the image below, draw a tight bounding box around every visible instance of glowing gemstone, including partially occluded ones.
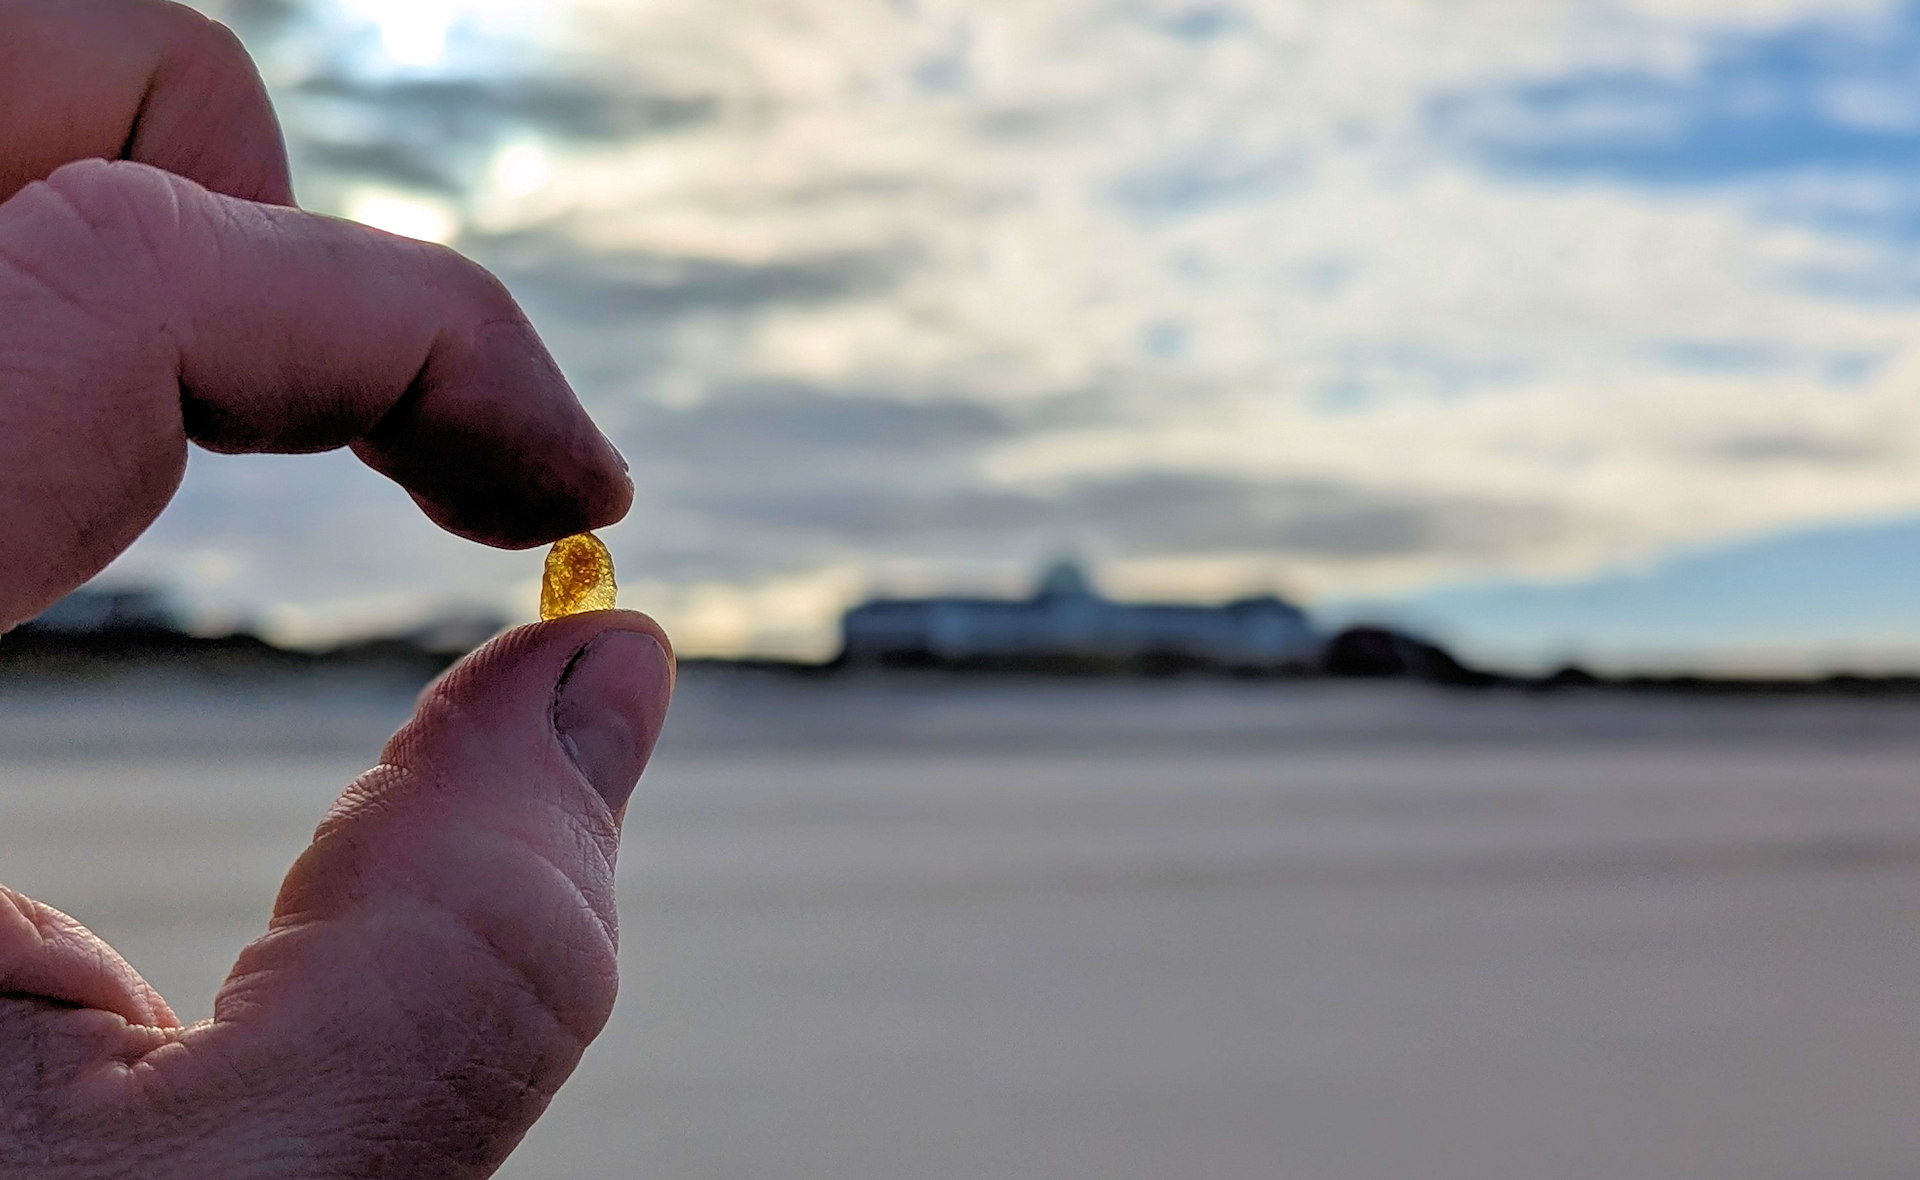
[540,532,617,619]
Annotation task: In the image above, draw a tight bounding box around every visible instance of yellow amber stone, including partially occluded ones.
[540,532,618,619]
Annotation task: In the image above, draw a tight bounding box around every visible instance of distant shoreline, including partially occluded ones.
[6,625,1920,698]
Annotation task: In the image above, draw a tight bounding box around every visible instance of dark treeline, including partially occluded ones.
[8,617,1920,697]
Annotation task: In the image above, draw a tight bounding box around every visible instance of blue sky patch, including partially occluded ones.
[1131,3,1249,42]
[1112,145,1308,218]
[1440,4,1920,189]
[1370,514,1920,670]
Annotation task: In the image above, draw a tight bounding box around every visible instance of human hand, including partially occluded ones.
[0,3,674,1176]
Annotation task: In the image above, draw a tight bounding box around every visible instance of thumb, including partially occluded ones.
[154,614,672,1178]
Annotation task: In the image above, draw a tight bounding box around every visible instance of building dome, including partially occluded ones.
[1035,559,1095,599]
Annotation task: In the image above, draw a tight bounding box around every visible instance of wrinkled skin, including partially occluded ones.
[0,2,675,1176]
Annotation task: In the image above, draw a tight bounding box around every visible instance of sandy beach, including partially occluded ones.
[3,671,1918,1178]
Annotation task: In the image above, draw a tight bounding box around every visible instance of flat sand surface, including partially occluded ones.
[3,671,1919,1178]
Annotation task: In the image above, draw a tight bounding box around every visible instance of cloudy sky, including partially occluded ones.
[108,0,1920,667]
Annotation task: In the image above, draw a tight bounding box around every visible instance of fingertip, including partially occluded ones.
[398,612,674,781]
[593,437,637,525]
[554,629,673,812]
[423,611,674,708]
[353,313,636,550]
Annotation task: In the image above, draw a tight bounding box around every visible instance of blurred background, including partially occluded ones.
[6,1,1920,1177]
[59,0,1920,673]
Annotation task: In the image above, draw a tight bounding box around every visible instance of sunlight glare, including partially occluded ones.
[327,0,559,70]
[491,141,554,196]
[380,2,454,66]
[344,192,459,243]
[331,0,458,67]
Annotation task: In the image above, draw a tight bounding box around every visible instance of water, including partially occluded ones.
[4,671,1920,1178]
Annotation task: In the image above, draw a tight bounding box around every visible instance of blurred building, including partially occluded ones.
[406,609,512,656]
[23,587,183,635]
[842,562,1321,670]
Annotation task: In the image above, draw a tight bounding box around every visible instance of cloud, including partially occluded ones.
[300,138,466,193]
[1111,145,1309,219]
[610,389,1029,577]
[1704,430,1891,465]
[616,453,1569,582]
[637,385,1011,462]
[472,234,899,324]
[265,32,719,203]
[1128,4,1253,44]
[1037,474,1569,561]
[296,75,715,144]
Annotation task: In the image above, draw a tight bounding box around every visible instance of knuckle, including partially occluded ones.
[46,156,172,212]
[344,234,523,340]
[25,160,187,315]
[442,247,524,324]
[379,236,522,325]
[42,159,183,256]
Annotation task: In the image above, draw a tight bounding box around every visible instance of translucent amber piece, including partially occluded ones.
[541,532,617,619]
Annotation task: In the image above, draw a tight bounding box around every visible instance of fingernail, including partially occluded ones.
[553,631,672,812]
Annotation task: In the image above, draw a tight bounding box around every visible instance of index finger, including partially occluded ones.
[0,0,292,205]
[0,160,632,629]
